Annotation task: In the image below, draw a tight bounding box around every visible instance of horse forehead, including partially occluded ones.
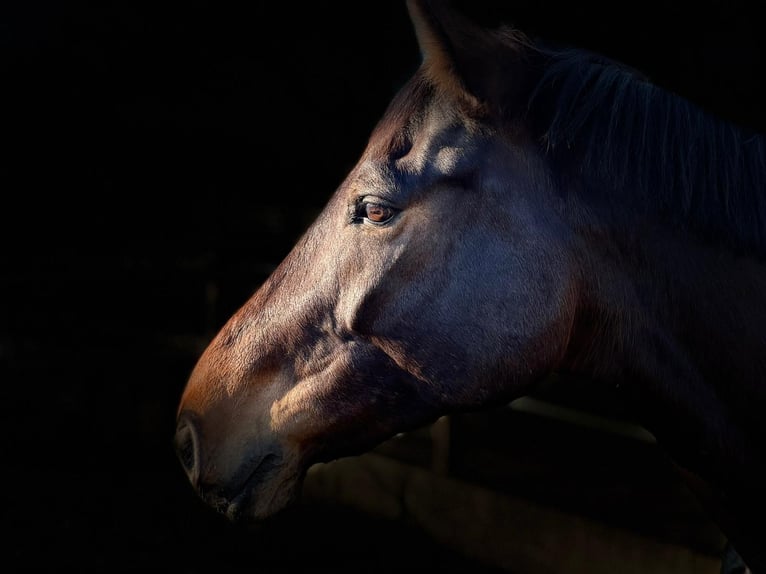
[409,121,482,174]
[356,121,486,192]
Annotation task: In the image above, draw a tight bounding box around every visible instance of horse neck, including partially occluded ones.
[562,197,766,475]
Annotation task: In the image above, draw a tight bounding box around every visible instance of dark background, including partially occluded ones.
[2,1,764,572]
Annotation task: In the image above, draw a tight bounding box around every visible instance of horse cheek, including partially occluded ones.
[467,238,578,398]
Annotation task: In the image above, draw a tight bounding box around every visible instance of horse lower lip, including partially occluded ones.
[224,453,278,519]
[221,481,257,522]
[224,496,245,521]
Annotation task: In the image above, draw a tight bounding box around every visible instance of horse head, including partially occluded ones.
[174,0,578,521]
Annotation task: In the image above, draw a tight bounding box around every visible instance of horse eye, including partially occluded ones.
[363,202,396,224]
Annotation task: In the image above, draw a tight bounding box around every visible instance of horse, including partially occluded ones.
[174,1,766,572]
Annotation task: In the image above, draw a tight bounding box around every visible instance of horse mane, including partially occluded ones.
[526,45,766,257]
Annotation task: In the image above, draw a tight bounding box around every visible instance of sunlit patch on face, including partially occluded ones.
[268,349,353,439]
[434,145,464,175]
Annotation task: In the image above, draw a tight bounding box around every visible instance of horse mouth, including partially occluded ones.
[218,452,286,522]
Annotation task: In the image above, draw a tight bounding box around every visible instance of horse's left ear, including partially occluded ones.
[406,0,531,116]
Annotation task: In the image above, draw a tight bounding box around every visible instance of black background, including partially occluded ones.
[2,1,765,572]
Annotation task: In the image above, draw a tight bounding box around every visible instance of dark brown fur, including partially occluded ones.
[176,2,766,571]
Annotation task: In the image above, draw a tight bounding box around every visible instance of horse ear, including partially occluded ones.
[406,0,530,115]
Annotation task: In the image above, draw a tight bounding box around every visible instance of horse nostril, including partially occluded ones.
[174,414,199,485]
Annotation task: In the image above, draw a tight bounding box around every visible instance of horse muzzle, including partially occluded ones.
[174,411,299,521]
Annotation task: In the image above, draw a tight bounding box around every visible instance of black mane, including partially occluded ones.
[528,47,766,256]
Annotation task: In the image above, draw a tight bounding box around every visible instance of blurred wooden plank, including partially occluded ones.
[303,452,722,574]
